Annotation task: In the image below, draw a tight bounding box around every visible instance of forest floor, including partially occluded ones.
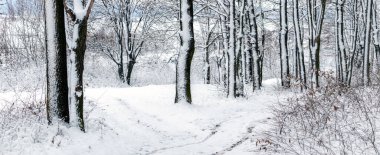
[0,79,291,155]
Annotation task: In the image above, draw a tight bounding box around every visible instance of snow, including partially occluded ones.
[0,79,290,154]
[73,0,86,20]
[69,27,79,126]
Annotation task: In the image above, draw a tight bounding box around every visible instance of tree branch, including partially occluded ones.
[64,0,76,21]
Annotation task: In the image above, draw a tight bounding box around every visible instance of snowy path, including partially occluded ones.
[0,80,289,155]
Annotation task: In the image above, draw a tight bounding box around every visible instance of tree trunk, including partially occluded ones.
[335,0,349,85]
[293,0,306,90]
[67,0,95,132]
[236,0,245,97]
[307,0,327,89]
[204,46,211,84]
[175,0,195,104]
[372,2,380,75]
[118,63,125,82]
[69,19,89,131]
[45,0,69,124]
[363,0,373,86]
[118,28,125,82]
[346,0,359,86]
[280,0,290,88]
[227,0,237,98]
[247,0,260,91]
[258,0,265,88]
[203,13,211,85]
[126,58,135,85]
[220,15,229,89]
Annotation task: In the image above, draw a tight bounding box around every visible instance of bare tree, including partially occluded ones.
[247,0,262,90]
[197,1,219,84]
[101,0,129,83]
[100,0,166,85]
[292,0,306,89]
[306,0,327,88]
[363,0,373,86]
[279,0,290,88]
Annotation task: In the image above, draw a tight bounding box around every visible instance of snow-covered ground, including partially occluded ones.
[0,79,290,155]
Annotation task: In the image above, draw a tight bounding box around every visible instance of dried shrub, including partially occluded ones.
[264,73,380,154]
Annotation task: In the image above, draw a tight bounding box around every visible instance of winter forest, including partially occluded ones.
[1,0,380,154]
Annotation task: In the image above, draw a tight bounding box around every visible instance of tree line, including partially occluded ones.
[1,0,380,131]
[193,0,380,95]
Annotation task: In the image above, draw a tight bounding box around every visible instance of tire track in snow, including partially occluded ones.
[113,98,168,134]
[146,123,222,155]
[146,111,252,154]
[212,126,255,155]
[146,109,254,155]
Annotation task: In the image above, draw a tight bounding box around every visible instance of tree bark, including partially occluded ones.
[69,19,88,132]
[66,0,95,131]
[363,0,373,86]
[307,0,327,88]
[45,0,69,124]
[175,0,195,104]
[236,0,245,97]
[247,0,260,91]
[227,0,237,98]
[280,0,290,88]
[126,58,135,85]
[205,46,211,84]
[293,0,306,90]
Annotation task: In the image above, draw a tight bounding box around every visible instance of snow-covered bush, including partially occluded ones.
[264,74,380,154]
[0,88,47,150]
[0,87,110,152]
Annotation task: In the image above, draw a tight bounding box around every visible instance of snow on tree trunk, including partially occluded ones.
[363,0,373,86]
[373,2,380,72]
[175,0,195,104]
[258,0,265,88]
[216,41,225,85]
[346,0,360,86]
[124,0,133,85]
[280,0,290,88]
[66,0,94,131]
[236,0,245,97]
[45,0,69,124]
[227,0,237,98]
[204,46,211,84]
[202,10,212,85]
[247,0,260,91]
[307,0,327,89]
[118,24,125,83]
[221,15,229,89]
[126,56,135,85]
[292,0,306,89]
[335,0,349,85]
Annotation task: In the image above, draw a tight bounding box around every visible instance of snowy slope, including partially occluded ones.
[0,79,289,155]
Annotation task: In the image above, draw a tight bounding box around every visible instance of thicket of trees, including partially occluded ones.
[1,0,380,130]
